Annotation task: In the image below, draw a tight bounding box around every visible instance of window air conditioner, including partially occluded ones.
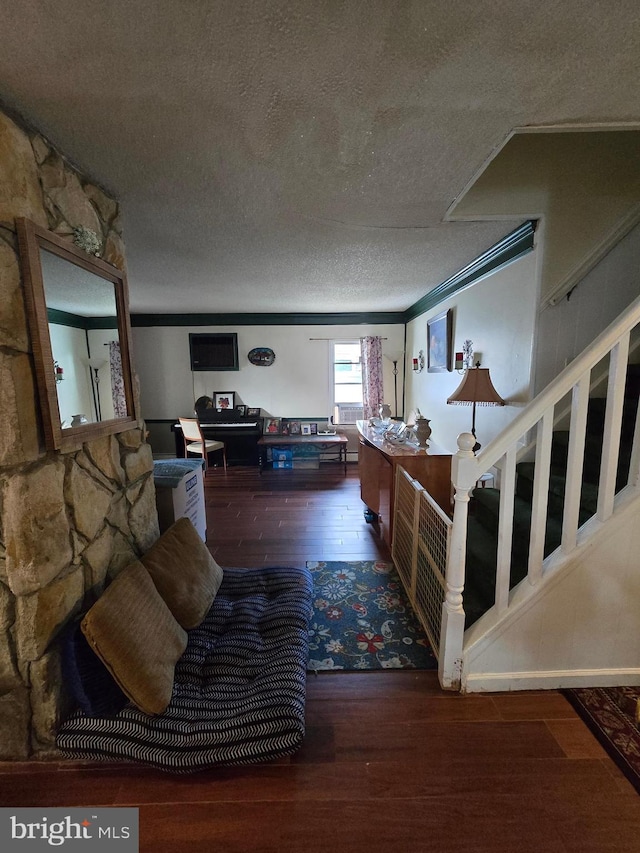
[336,404,364,424]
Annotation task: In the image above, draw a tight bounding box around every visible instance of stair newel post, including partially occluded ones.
[439,432,478,691]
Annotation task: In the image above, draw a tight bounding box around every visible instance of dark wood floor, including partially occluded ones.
[205,463,390,568]
[2,464,639,852]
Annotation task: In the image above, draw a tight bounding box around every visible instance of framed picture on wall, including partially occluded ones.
[214,391,235,410]
[427,309,453,372]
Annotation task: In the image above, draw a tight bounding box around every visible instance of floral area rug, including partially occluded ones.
[306,560,437,671]
[562,686,640,793]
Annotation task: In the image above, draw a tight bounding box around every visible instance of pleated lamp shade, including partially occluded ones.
[447,367,505,451]
[447,368,505,407]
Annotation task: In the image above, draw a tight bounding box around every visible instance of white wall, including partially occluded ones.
[534,220,640,394]
[49,323,93,426]
[462,491,640,692]
[133,322,406,421]
[49,324,121,425]
[86,328,120,421]
[449,130,640,306]
[404,250,539,454]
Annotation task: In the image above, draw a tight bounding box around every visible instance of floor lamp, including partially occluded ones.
[384,352,402,417]
[447,366,505,452]
[86,357,107,421]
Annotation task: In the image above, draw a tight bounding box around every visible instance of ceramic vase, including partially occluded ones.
[378,403,392,424]
[415,416,432,447]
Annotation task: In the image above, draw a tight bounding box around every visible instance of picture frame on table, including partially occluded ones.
[427,309,453,372]
[301,423,312,435]
[246,406,261,417]
[309,422,318,434]
[280,420,290,436]
[288,420,301,435]
[236,404,246,416]
[214,391,235,410]
[264,417,281,435]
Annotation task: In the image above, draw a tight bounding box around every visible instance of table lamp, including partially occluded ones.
[446,365,505,451]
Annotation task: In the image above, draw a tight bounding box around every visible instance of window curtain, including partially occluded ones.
[360,336,383,420]
[109,341,127,417]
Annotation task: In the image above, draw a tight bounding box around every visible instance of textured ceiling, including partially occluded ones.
[1,1,639,314]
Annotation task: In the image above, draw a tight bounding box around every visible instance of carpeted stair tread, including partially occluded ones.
[465,492,563,621]
[516,462,598,522]
[586,394,637,439]
[549,433,604,484]
[464,518,499,616]
[472,487,563,560]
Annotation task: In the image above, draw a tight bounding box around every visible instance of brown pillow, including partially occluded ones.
[81,561,187,716]
[141,517,224,629]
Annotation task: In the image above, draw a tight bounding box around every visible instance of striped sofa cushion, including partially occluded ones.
[56,566,313,773]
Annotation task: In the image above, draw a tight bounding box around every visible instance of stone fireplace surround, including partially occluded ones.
[0,107,158,759]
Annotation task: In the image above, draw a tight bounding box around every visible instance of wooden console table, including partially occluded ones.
[356,420,452,547]
[257,433,348,474]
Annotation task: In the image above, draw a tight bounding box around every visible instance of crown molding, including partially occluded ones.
[131,311,405,327]
[47,308,118,329]
[403,221,536,322]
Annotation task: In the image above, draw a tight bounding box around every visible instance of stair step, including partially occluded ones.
[472,487,563,562]
[465,517,500,616]
[519,430,634,510]
[549,432,605,485]
[516,462,597,522]
[465,489,563,629]
[626,363,640,400]
[586,380,639,437]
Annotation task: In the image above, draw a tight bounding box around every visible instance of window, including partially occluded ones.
[331,341,363,424]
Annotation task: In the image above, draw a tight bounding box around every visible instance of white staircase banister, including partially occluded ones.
[474,293,640,474]
[442,293,640,693]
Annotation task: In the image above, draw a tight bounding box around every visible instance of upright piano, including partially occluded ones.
[172,413,263,466]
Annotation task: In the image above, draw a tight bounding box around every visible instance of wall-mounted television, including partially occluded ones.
[189,333,239,371]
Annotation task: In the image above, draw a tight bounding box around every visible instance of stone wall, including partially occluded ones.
[0,108,159,759]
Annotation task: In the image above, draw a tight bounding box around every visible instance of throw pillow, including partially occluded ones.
[141,517,224,629]
[81,561,187,716]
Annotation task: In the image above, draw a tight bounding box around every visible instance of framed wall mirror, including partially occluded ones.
[16,218,139,451]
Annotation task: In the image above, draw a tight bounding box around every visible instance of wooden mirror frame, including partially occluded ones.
[16,217,139,451]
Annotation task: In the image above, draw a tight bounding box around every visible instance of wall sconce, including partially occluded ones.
[412,350,425,373]
[455,339,476,374]
[54,361,64,383]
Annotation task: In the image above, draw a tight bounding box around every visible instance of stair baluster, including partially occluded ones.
[597,334,630,521]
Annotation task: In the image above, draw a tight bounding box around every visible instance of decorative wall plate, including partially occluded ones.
[248,347,275,366]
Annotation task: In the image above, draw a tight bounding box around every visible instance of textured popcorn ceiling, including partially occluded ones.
[1,0,639,314]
